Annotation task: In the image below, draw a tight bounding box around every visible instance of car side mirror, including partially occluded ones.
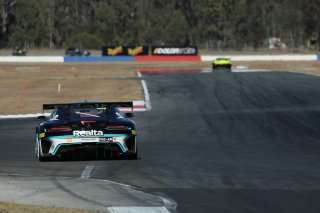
[125,113,134,118]
[37,115,46,120]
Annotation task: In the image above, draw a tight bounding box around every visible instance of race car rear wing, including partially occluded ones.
[43,102,133,112]
[37,102,134,121]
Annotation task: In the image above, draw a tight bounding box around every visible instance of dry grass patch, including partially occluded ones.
[0,201,97,213]
[233,61,320,74]
[0,63,142,114]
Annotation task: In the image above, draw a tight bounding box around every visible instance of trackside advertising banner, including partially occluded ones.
[126,46,149,56]
[151,46,198,56]
[102,46,148,56]
[102,46,125,56]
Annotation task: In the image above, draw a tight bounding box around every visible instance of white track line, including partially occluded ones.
[137,71,143,78]
[81,163,95,179]
[137,71,152,111]
[141,80,152,110]
[108,206,170,213]
[232,69,270,72]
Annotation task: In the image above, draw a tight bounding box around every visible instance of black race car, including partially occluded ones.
[12,47,27,56]
[35,101,137,161]
[65,47,90,56]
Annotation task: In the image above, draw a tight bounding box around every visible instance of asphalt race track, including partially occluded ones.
[1,71,320,212]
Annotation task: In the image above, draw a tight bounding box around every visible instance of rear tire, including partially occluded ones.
[128,147,138,160]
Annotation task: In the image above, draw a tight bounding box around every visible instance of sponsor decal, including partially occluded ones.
[131,130,137,135]
[99,137,113,142]
[73,130,103,137]
[153,48,179,55]
[107,46,123,56]
[102,45,149,56]
[80,138,99,142]
[67,138,73,142]
[128,46,143,56]
[153,48,196,55]
[151,46,198,55]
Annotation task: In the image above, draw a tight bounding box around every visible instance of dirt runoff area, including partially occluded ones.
[0,61,319,115]
[232,61,320,75]
[0,201,96,213]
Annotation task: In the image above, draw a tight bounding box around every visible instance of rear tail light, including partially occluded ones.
[106,125,130,130]
[48,126,72,132]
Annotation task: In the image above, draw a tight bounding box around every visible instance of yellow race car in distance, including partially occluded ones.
[212,58,232,70]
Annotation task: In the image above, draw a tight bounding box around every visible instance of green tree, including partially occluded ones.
[303,1,320,49]
[0,0,15,47]
[175,0,203,45]
[0,0,316,50]
[198,0,227,49]
[8,0,47,48]
[280,0,304,49]
[65,32,103,49]
[162,10,188,44]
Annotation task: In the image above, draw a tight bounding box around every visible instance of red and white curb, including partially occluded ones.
[119,100,148,112]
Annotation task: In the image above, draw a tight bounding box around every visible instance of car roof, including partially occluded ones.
[215,58,230,60]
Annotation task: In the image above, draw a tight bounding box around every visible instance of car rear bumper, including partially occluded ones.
[39,134,136,158]
[53,142,127,159]
[212,64,232,70]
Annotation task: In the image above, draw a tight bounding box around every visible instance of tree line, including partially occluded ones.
[0,0,319,50]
